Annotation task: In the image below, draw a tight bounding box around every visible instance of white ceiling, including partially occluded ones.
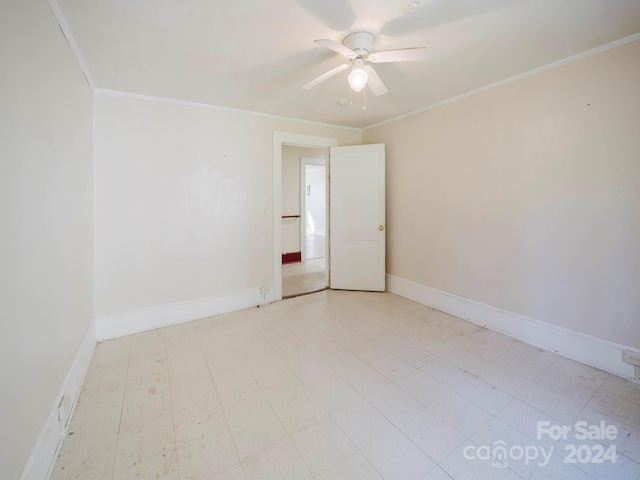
[56,0,640,128]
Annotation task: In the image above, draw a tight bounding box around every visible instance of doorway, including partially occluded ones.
[273,132,337,302]
[272,132,385,302]
[281,147,328,298]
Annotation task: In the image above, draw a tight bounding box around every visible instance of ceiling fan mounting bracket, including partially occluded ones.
[343,31,374,58]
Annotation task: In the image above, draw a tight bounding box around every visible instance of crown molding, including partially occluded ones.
[45,0,639,133]
[47,0,95,89]
[363,33,640,131]
[94,88,362,132]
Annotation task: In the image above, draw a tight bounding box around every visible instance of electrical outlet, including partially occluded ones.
[623,350,640,367]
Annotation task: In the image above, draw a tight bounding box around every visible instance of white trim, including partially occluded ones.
[386,274,639,379]
[273,133,337,301]
[20,322,96,480]
[95,286,274,340]
[95,89,361,131]
[47,0,95,89]
[364,33,640,130]
[41,9,639,134]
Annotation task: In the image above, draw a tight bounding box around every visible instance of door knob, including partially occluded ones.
[378,225,385,231]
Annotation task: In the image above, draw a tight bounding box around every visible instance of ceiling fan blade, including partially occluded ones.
[302,64,349,90]
[314,39,356,58]
[369,47,430,64]
[363,65,388,96]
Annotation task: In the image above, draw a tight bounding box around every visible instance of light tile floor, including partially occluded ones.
[51,291,640,480]
[282,258,326,298]
[282,258,326,277]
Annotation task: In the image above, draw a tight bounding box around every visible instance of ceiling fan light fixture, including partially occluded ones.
[304,31,426,97]
[348,59,368,92]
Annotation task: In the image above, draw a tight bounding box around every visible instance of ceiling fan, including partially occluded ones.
[302,31,430,96]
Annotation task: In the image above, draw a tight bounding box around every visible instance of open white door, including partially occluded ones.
[330,144,385,291]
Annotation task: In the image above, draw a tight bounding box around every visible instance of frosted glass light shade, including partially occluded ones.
[348,68,368,92]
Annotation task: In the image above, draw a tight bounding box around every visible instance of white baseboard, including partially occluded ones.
[386,274,638,380]
[20,321,96,480]
[96,285,275,341]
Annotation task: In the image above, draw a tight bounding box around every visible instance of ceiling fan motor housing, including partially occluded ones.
[343,32,374,57]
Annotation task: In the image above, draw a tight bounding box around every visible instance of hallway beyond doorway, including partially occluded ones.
[305,234,326,260]
[282,258,326,298]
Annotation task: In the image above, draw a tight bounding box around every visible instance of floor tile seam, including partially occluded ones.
[291,420,359,479]
[369,362,414,382]
[285,304,319,324]
[221,319,320,477]
[592,377,640,409]
[556,438,625,480]
[495,364,553,386]
[357,389,475,467]
[436,436,529,480]
[111,334,135,480]
[315,327,367,348]
[323,409,387,480]
[356,419,443,475]
[345,348,393,370]
[434,436,474,473]
[226,304,371,476]
[429,388,510,425]
[195,325,249,480]
[579,402,640,435]
[492,399,572,455]
[293,337,391,400]
[530,374,603,407]
[243,368,315,477]
[527,353,565,385]
[469,417,560,464]
[224,308,297,365]
[393,375,455,409]
[609,388,640,408]
[417,354,524,400]
[162,328,184,480]
[423,398,493,440]
[514,386,588,425]
[297,304,555,424]
[296,311,401,384]
[399,333,474,367]
[478,369,533,398]
[452,385,517,417]
[558,402,640,467]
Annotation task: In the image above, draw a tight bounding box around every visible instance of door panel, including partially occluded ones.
[329,144,385,291]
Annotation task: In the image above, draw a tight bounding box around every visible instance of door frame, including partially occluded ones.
[300,156,327,262]
[273,132,337,302]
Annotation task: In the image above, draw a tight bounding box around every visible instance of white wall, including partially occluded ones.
[94,93,360,318]
[364,40,640,349]
[306,166,326,236]
[0,1,94,478]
